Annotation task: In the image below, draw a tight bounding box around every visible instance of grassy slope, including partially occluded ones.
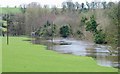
[0,7,22,14]
[0,37,2,73]
[2,37,118,72]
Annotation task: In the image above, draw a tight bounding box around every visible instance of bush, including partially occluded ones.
[76,30,82,35]
[60,25,70,38]
[94,30,106,44]
[85,15,98,33]
[81,15,106,44]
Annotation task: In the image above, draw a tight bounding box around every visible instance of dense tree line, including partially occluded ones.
[1,1,119,47]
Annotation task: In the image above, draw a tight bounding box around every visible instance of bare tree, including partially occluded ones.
[62,2,67,12]
[51,5,59,15]
[102,1,107,9]
[25,2,42,35]
[86,2,90,10]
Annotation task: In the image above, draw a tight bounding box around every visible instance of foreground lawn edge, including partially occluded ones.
[2,37,118,72]
[0,37,2,73]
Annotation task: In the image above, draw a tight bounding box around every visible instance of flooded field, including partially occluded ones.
[31,38,119,68]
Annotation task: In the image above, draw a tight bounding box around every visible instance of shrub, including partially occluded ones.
[85,15,98,33]
[81,15,106,44]
[94,30,106,44]
[60,25,70,38]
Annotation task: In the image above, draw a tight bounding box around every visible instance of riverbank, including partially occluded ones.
[2,37,117,72]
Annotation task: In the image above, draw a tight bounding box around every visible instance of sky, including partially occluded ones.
[0,0,119,7]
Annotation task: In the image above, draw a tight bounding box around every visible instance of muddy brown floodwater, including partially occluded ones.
[31,38,120,69]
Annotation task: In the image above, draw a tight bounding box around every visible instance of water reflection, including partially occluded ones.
[31,38,119,68]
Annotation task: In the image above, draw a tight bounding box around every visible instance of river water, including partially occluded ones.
[32,38,119,68]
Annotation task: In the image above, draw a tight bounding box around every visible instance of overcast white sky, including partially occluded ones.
[0,0,119,7]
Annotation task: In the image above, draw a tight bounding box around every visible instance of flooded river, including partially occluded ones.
[32,38,119,68]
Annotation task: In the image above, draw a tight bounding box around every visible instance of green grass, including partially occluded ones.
[0,7,22,14]
[2,37,118,72]
[0,37,2,73]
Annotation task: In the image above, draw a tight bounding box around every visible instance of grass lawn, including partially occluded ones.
[0,7,22,14]
[0,37,2,73]
[2,37,118,72]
